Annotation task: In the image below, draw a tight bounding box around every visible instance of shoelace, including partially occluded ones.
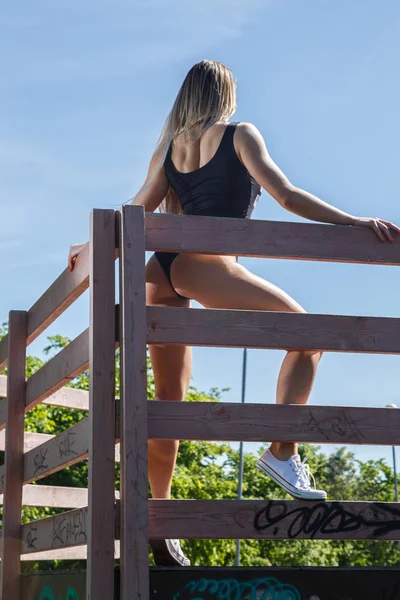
[292,457,317,490]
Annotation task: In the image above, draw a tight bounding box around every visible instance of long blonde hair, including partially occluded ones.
[157,60,237,213]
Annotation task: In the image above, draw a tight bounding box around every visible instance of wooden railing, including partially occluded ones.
[0,205,399,600]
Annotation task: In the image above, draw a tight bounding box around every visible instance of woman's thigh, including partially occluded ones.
[146,254,192,399]
[171,254,305,313]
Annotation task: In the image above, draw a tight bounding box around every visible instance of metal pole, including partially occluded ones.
[235,348,247,567]
[392,445,399,502]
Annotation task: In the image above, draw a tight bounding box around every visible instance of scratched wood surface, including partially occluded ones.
[25,329,89,410]
[21,506,90,554]
[87,209,116,600]
[119,206,149,600]
[0,429,119,459]
[147,307,400,354]
[145,212,400,264]
[0,312,27,600]
[0,374,90,411]
[23,418,90,485]
[0,485,87,508]
[143,500,400,541]
[0,243,90,372]
[147,402,400,446]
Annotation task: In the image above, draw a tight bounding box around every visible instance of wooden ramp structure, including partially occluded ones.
[0,206,400,600]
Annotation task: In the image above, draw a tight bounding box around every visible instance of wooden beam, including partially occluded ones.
[0,484,119,508]
[146,307,400,354]
[0,243,90,372]
[87,209,116,600]
[147,402,400,446]
[0,311,27,600]
[143,499,400,541]
[145,212,400,264]
[22,418,90,485]
[21,507,89,554]
[0,374,90,410]
[119,205,149,600]
[25,328,89,410]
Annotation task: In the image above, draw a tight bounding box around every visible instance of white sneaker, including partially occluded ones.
[149,539,191,566]
[256,448,327,500]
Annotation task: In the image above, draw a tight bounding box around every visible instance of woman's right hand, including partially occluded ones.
[352,216,400,243]
[68,242,88,272]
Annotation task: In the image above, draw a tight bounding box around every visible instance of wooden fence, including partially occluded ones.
[0,205,399,600]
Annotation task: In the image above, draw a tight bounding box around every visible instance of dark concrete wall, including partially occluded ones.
[21,567,400,600]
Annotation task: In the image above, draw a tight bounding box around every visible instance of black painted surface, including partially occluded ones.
[21,567,400,600]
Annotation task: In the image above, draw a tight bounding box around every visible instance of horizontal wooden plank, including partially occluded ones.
[20,541,121,561]
[143,499,400,541]
[0,382,89,431]
[0,431,120,493]
[145,212,400,264]
[146,307,400,354]
[0,485,87,508]
[0,374,6,397]
[1,374,89,409]
[0,430,53,453]
[0,244,90,372]
[147,402,400,446]
[0,484,119,508]
[21,507,89,554]
[0,429,119,459]
[22,418,90,485]
[25,329,89,410]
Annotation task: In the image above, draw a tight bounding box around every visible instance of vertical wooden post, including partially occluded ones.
[118,205,149,600]
[87,209,116,600]
[0,311,27,600]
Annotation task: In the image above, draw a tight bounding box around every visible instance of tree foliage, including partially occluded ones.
[0,324,399,570]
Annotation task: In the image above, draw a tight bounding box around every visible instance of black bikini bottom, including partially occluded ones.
[154,252,189,300]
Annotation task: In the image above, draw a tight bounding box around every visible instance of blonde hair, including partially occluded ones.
[156,59,237,213]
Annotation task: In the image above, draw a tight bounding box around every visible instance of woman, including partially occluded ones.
[69,59,399,566]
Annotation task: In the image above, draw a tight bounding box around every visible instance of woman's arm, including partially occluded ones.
[129,145,169,213]
[237,122,399,242]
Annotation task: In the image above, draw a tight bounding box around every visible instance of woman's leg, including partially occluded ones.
[170,254,323,461]
[146,255,192,500]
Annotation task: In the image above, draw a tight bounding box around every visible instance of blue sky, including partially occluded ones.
[2,0,400,474]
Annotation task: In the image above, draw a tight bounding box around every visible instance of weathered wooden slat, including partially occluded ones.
[145,212,400,264]
[0,485,119,508]
[119,205,149,600]
[87,209,116,600]
[0,243,90,372]
[143,499,400,541]
[25,328,89,410]
[0,374,6,397]
[21,507,89,554]
[0,311,27,600]
[0,430,120,461]
[146,307,400,354]
[0,374,90,410]
[23,418,90,485]
[147,402,400,446]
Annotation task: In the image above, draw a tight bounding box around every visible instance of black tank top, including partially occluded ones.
[164,122,261,218]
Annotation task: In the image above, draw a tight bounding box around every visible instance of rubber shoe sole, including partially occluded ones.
[256,458,327,501]
[149,539,190,566]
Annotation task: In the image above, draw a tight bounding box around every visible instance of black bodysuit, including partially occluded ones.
[155,122,261,298]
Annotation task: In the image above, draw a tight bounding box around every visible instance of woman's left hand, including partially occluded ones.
[353,216,400,242]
